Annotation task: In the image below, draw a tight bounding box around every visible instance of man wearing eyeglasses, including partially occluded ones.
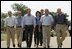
[15,11,23,48]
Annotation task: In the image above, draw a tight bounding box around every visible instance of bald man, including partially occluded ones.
[55,8,67,48]
[40,9,44,16]
[40,9,54,48]
[21,8,36,48]
[4,11,16,48]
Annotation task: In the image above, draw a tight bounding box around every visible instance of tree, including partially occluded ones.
[1,12,7,19]
[13,12,18,16]
[11,3,28,16]
[1,19,5,31]
[1,12,8,31]
[50,12,56,17]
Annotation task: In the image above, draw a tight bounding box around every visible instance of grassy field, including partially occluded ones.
[1,30,70,41]
[1,31,17,41]
[1,32,7,41]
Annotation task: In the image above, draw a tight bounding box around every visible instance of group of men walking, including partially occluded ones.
[4,8,68,48]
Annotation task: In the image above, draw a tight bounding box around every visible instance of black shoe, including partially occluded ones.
[19,45,21,48]
[47,46,50,48]
[13,44,15,47]
[60,43,62,47]
[58,45,62,48]
[40,44,42,46]
[58,46,59,48]
[18,44,21,47]
[27,47,30,48]
[18,44,19,47]
[51,35,53,37]
[58,43,62,48]
[7,46,9,48]
[61,43,63,45]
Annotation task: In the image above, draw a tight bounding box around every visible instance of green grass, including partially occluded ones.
[1,32,7,41]
[1,32,17,41]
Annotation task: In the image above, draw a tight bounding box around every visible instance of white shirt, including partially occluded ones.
[40,15,54,26]
[4,16,16,27]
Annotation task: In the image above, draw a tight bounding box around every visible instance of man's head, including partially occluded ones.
[18,11,22,16]
[8,11,12,17]
[40,9,44,15]
[57,8,62,15]
[26,8,31,16]
[45,9,49,16]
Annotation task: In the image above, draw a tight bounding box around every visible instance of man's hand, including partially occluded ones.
[22,28,25,31]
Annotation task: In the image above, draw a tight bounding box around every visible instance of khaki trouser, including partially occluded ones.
[42,26,51,47]
[16,28,23,45]
[7,27,15,47]
[55,24,67,46]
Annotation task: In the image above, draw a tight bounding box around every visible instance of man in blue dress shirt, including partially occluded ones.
[21,8,36,48]
[16,11,23,48]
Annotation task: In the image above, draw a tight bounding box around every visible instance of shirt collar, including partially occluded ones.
[36,16,40,17]
[45,14,49,17]
[27,14,31,16]
[57,12,62,16]
[18,16,22,18]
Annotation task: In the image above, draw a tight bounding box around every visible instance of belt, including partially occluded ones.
[57,23,65,24]
[25,25,33,26]
[42,25,50,27]
[16,26,21,28]
[7,26,14,28]
[25,25,33,28]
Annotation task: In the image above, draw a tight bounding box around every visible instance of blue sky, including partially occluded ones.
[1,1,71,21]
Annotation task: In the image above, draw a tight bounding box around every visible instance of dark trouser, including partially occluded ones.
[34,25,43,45]
[22,30,26,41]
[40,25,43,45]
[34,25,39,45]
[25,25,33,48]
